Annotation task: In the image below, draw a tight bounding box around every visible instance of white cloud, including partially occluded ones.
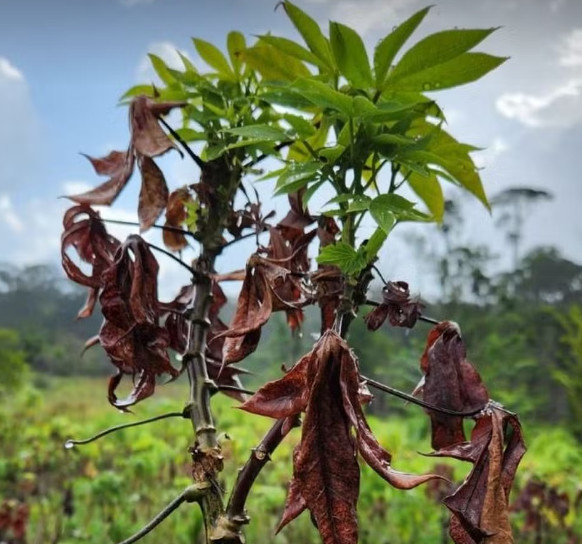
[330,0,423,36]
[0,58,23,81]
[496,78,582,128]
[559,28,582,66]
[136,41,191,83]
[0,194,24,232]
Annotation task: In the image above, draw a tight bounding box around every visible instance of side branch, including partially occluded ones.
[116,485,207,544]
[64,410,186,448]
[226,416,300,525]
[362,375,487,417]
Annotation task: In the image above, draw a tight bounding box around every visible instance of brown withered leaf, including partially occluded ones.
[163,187,193,251]
[364,281,423,330]
[98,235,178,409]
[219,255,306,365]
[67,96,186,229]
[130,95,187,158]
[68,150,135,206]
[421,322,489,450]
[61,205,120,318]
[442,407,526,544]
[161,281,247,400]
[242,331,440,543]
[138,156,169,231]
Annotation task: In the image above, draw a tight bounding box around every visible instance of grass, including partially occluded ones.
[1,375,581,543]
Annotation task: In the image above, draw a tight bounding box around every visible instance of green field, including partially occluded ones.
[2,376,582,543]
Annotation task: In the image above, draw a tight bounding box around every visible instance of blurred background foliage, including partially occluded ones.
[1,194,582,543]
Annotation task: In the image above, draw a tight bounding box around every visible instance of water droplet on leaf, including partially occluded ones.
[423,82,432,91]
[64,440,75,450]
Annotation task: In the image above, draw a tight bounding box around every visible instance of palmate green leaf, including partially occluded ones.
[389,28,499,82]
[174,128,207,142]
[374,6,431,88]
[370,194,432,228]
[317,242,367,275]
[318,144,345,163]
[227,31,246,76]
[274,161,321,195]
[225,124,289,141]
[242,45,311,81]
[406,170,445,221]
[370,199,396,234]
[193,38,235,80]
[148,54,176,86]
[391,52,508,92]
[283,1,333,68]
[289,79,353,115]
[329,22,373,88]
[283,113,316,138]
[258,35,326,68]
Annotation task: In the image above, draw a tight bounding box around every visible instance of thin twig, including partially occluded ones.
[362,375,486,417]
[64,411,186,448]
[243,141,292,169]
[371,265,388,285]
[146,242,196,275]
[97,217,194,238]
[221,228,267,250]
[217,384,255,396]
[116,485,206,544]
[159,117,206,169]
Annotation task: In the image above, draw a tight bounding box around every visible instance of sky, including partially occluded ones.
[0,0,581,299]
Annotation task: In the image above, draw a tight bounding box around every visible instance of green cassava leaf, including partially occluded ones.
[390,52,508,92]
[275,161,321,195]
[227,31,246,76]
[370,199,396,234]
[374,6,431,87]
[318,144,346,163]
[406,170,445,221]
[289,78,353,115]
[283,113,317,138]
[174,128,207,142]
[193,38,235,79]
[225,124,289,141]
[148,54,175,85]
[283,1,333,67]
[317,242,367,275]
[258,35,326,68]
[242,45,311,81]
[389,28,498,82]
[329,22,373,88]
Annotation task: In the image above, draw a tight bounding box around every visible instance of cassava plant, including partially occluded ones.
[60,4,526,543]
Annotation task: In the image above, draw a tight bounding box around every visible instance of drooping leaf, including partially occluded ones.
[406,170,445,221]
[244,331,440,542]
[98,235,179,409]
[364,281,423,330]
[163,187,193,251]
[130,95,187,158]
[61,205,120,318]
[420,322,490,450]
[137,156,169,232]
[329,21,373,88]
[68,150,135,206]
[374,6,431,87]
